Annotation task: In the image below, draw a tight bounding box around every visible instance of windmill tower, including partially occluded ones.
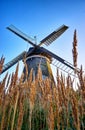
[23,47,53,80]
[0,25,79,79]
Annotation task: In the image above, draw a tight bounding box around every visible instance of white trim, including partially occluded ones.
[26,55,50,62]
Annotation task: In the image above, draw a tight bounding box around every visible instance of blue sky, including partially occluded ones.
[0,0,85,77]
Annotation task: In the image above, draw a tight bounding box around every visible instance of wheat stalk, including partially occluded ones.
[11,89,19,130]
[72,29,78,73]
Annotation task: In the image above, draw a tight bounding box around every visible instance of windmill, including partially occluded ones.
[0,24,79,80]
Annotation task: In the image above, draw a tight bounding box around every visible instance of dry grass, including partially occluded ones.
[0,61,85,130]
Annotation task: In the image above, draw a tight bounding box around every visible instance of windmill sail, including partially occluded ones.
[0,47,36,74]
[39,25,68,46]
[7,25,36,47]
[39,47,80,74]
[1,51,26,74]
[52,58,76,76]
